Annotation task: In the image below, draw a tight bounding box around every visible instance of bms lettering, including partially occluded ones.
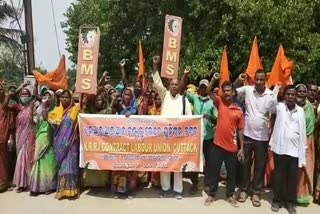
[80,49,94,90]
[165,37,177,76]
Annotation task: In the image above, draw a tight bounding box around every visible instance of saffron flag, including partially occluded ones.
[245,36,263,85]
[137,40,144,79]
[219,47,230,95]
[33,55,67,90]
[267,45,294,87]
[137,40,145,90]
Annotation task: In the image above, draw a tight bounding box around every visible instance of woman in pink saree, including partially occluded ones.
[10,87,36,192]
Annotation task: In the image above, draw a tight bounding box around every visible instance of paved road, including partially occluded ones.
[1,183,319,214]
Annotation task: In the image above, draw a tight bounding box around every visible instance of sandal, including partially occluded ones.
[238,191,248,203]
[204,196,215,206]
[227,196,239,208]
[16,187,25,193]
[252,194,261,207]
[271,202,280,212]
[29,192,39,197]
[45,190,55,195]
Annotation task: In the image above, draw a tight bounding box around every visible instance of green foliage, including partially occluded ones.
[0,0,24,87]
[0,45,24,86]
[67,67,77,90]
[62,0,320,84]
[0,0,22,47]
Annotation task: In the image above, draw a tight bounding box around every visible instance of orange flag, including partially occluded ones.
[267,45,294,87]
[33,55,67,90]
[219,47,230,94]
[137,40,144,78]
[245,36,263,85]
[137,40,145,89]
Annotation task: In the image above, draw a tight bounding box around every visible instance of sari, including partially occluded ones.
[84,102,110,188]
[316,138,320,203]
[52,104,80,199]
[134,95,144,115]
[148,105,161,187]
[12,101,36,189]
[316,104,320,203]
[111,102,137,196]
[297,101,315,205]
[8,100,17,181]
[29,91,57,193]
[0,104,9,191]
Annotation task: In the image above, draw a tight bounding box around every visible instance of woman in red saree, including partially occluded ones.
[0,83,10,192]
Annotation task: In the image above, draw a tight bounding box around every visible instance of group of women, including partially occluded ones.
[0,82,81,200]
[0,79,162,200]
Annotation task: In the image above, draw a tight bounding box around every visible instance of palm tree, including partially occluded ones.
[0,1,24,86]
[0,0,22,47]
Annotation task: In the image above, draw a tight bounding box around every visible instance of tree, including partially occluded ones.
[0,45,24,86]
[0,0,22,47]
[67,67,77,90]
[62,0,320,84]
[0,0,24,86]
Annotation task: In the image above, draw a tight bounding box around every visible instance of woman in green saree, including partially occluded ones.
[29,90,57,195]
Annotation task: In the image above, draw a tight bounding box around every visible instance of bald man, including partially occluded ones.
[151,56,192,200]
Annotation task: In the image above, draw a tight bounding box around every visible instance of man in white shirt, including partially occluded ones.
[235,70,278,206]
[270,85,306,214]
[151,56,192,200]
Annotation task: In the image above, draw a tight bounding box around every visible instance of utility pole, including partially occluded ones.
[23,0,35,75]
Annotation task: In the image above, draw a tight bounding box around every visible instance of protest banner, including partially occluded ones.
[161,15,183,79]
[75,27,100,94]
[79,114,203,172]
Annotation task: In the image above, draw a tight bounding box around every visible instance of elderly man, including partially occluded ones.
[151,56,192,200]
[270,85,306,214]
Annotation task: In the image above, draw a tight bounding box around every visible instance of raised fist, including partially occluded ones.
[152,56,161,64]
[119,59,126,67]
[102,71,108,77]
[42,96,49,104]
[23,81,31,87]
[184,66,191,74]
[213,73,220,80]
[239,73,247,81]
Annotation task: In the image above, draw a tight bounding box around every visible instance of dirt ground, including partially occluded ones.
[1,181,319,214]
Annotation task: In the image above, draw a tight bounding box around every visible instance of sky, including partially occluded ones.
[5,0,75,70]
